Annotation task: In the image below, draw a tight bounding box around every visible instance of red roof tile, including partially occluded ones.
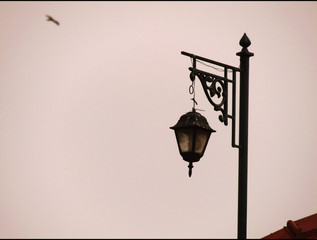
[263,213,317,239]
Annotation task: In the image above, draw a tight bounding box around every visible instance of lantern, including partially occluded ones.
[170,108,216,177]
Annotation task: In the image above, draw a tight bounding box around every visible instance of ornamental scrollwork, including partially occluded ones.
[190,68,229,126]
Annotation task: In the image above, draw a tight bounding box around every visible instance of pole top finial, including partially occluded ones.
[239,33,251,48]
[237,33,254,57]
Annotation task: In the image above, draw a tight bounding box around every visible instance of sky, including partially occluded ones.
[0,1,317,239]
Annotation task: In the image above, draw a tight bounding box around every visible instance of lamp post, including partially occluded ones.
[170,33,254,239]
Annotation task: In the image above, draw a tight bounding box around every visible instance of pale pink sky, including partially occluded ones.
[1,1,317,238]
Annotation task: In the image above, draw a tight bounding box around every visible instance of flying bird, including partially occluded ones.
[46,15,60,26]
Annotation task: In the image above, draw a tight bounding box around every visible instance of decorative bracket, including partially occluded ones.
[182,51,240,148]
[190,67,229,125]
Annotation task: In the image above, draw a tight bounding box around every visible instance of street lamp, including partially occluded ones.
[170,33,254,239]
[170,108,216,177]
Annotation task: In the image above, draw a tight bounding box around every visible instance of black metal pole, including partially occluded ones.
[236,33,254,239]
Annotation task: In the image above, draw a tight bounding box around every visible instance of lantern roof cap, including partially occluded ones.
[170,108,216,132]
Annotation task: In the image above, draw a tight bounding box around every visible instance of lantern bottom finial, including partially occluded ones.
[188,162,193,177]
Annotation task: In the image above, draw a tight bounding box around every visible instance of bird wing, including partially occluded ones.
[46,15,60,25]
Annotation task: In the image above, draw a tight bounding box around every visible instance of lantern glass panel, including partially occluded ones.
[175,128,194,153]
[194,129,211,154]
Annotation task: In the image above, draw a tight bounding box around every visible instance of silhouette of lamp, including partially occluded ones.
[170,108,215,177]
[170,33,254,239]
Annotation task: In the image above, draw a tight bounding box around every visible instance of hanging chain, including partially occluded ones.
[189,57,205,112]
[189,79,198,109]
[189,57,198,110]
